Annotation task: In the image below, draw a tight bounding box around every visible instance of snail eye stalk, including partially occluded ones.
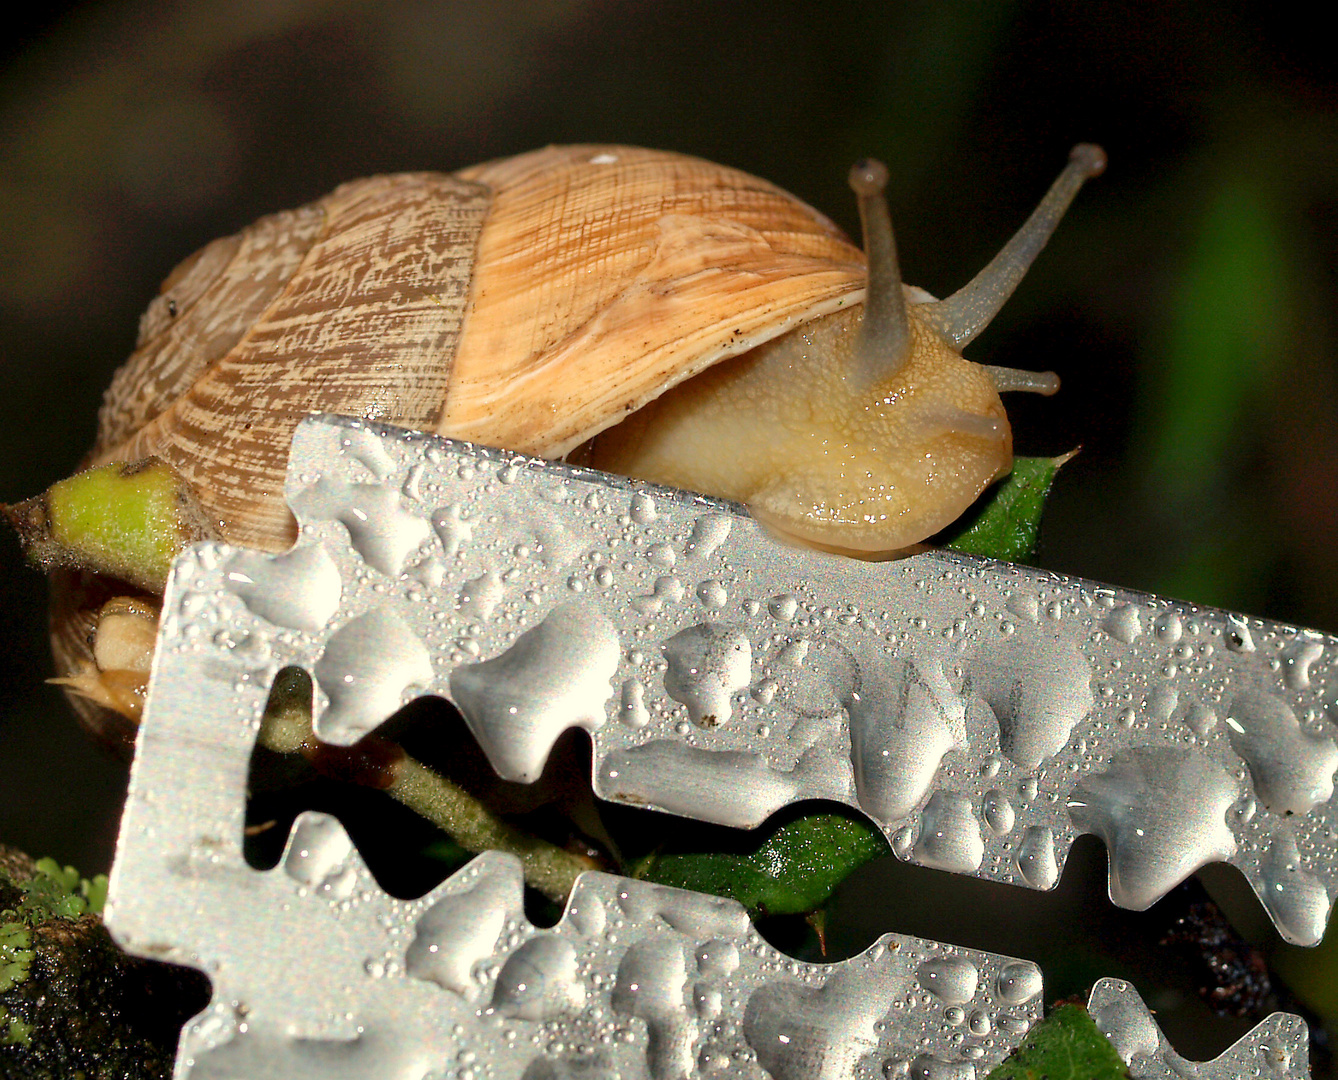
[848,157,911,386]
[923,143,1107,349]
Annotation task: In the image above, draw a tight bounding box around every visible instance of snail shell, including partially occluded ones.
[48,142,1103,742]
[94,146,868,552]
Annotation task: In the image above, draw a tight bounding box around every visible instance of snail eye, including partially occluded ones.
[167,298,178,318]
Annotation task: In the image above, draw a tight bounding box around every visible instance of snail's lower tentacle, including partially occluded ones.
[983,365,1060,395]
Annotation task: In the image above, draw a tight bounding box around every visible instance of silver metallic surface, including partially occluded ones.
[104,415,1329,1077]
[110,810,1048,1078]
[1088,978,1308,1079]
[127,414,1338,941]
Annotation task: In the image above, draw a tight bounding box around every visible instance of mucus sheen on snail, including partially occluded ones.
[5,143,1105,743]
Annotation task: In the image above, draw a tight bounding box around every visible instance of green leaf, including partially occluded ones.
[940,453,1073,564]
[634,812,886,917]
[0,1005,33,1048]
[0,924,33,994]
[15,858,103,922]
[986,1003,1131,1079]
[82,875,108,915]
[32,858,79,894]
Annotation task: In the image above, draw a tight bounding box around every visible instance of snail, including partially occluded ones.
[7,143,1104,748]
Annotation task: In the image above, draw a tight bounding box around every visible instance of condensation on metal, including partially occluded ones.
[110,817,1047,1078]
[1088,978,1308,1079]
[134,415,1338,945]
[105,415,1327,1077]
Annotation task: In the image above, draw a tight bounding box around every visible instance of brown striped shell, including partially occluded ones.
[92,146,867,555]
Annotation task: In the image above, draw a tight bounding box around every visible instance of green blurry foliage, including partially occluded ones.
[1141,175,1291,609]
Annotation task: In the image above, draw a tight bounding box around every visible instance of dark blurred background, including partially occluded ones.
[3,0,1338,1064]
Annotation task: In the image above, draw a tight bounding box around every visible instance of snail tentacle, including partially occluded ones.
[983,365,1061,395]
[848,158,911,385]
[923,143,1107,348]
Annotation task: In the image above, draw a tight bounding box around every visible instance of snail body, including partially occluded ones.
[22,143,1104,740]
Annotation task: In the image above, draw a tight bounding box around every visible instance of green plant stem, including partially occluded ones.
[255,698,590,904]
[387,758,587,902]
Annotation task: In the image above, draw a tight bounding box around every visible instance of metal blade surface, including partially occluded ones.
[111,794,1048,1077]
[1088,978,1309,1079]
[135,415,1338,942]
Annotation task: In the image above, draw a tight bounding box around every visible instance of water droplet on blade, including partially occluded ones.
[299,479,432,577]
[1006,593,1040,623]
[662,623,752,728]
[619,677,650,728]
[1015,826,1059,889]
[1153,611,1183,644]
[431,504,473,556]
[917,956,978,1004]
[1068,746,1239,908]
[744,966,900,1080]
[313,608,433,743]
[1258,830,1331,945]
[696,579,728,609]
[1281,640,1324,691]
[283,813,355,895]
[1225,616,1256,653]
[457,570,504,620]
[685,515,730,560]
[696,939,740,977]
[613,938,695,1080]
[849,657,967,823]
[982,790,1015,836]
[913,791,985,872]
[995,961,1043,1006]
[629,492,657,524]
[1225,689,1338,816]
[1088,981,1160,1064]
[490,936,584,1020]
[908,1057,977,1080]
[632,575,684,614]
[1144,683,1178,724]
[566,892,606,938]
[1184,699,1217,736]
[451,603,621,782]
[599,742,848,829]
[340,426,395,479]
[1101,604,1142,645]
[970,638,1093,771]
[405,855,523,996]
[224,543,342,631]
